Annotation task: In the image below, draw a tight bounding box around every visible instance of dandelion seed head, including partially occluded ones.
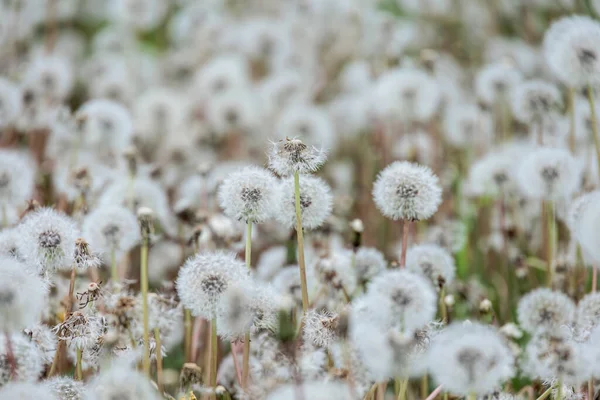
[517,288,575,334]
[0,382,58,399]
[24,323,56,366]
[268,138,328,176]
[194,54,249,102]
[23,55,73,101]
[425,219,468,253]
[84,363,161,400]
[0,150,35,208]
[275,174,333,230]
[76,99,133,155]
[372,161,442,221]
[475,62,522,106]
[82,205,140,261]
[274,105,337,152]
[45,376,84,400]
[511,80,561,123]
[314,249,358,296]
[54,311,106,351]
[354,247,386,285]
[443,103,492,148]
[217,284,254,340]
[0,333,44,387]
[303,309,339,348]
[406,244,456,288]
[0,78,22,129]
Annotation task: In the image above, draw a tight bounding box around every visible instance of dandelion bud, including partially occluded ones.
[350,219,363,249]
[444,294,455,307]
[479,299,492,313]
[180,363,203,390]
[137,207,154,239]
[499,323,523,340]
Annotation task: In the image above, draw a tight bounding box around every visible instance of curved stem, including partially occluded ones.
[141,237,150,376]
[294,171,309,312]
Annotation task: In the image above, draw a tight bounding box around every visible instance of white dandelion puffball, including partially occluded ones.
[303,309,340,348]
[84,363,161,400]
[268,138,328,176]
[17,208,79,276]
[372,161,442,221]
[516,148,580,201]
[475,62,522,106]
[0,382,58,399]
[0,257,47,332]
[576,201,600,264]
[76,99,133,154]
[266,382,352,400]
[406,244,456,288]
[217,166,278,223]
[354,247,387,285]
[176,251,249,319]
[368,270,437,334]
[108,0,168,32]
[274,105,337,152]
[22,54,73,101]
[510,80,561,124]
[216,284,255,340]
[427,322,515,396]
[0,78,22,129]
[568,191,600,233]
[82,205,141,261]
[44,376,84,400]
[442,102,492,148]
[0,150,35,208]
[0,333,45,387]
[517,288,575,334]
[546,16,600,88]
[576,292,600,332]
[275,174,333,230]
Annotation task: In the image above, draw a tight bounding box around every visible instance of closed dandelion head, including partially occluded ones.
[511,80,562,123]
[275,175,333,230]
[517,288,575,334]
[218,166,278,223]
[54,310,105,350]
[73,238,101,271]
[368,270,437,334]
[0,333,44,387]
[45,376,84,400]
[0,150,35,208]
[517,148,580,201]
[427,322,515,396]
[176,251,249,319]
[303,309,339,348]
[406,244,456,288]
[354,247,387,285]
[82,205,141,261]
[84,364,161,400]
[0,257,47,332]
[372,161,442,222]
[268,138,328,176]
[18,208,79,276]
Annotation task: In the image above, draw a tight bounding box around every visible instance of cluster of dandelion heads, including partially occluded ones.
[427,322,515,396]
[217,165,278,223]
[268,138,327,176]
[367,270,437,334]
[275,174,333,230]
[0,257,47,332]
[82,205,140,261]
[517,148,580,201]
[372,161,442,222]
[517,288,575,334]
[176,251,249,319]
[406,244,456,288]
[17,208,79,276]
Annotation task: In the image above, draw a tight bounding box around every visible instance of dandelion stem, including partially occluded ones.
[110,247,118,282]
[425,385,443,400]
[66,265,76,318]
[421,374,429,399]
[141,235,150,376]
[535,385,553,400]
[557,379,563,400]
[184,309,192,362]
[546,201,555,288]
[586,86,600,177]
[154,328,164,393]
[399,220,411,268]
[589,379,594,400]
[242,220,252,390]
[593,266,598,292]
[439,286,448,323]
[397,378,408,400]
[75,347,83,381]
[377,381,387,400]
[568,87,576,153]
[294,171,310,313]
[4,332,16,380]
[210,318,218,400]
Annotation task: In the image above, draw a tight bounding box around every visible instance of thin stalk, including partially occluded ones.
[425,385,443,400]
[593,266,598,292]
[586,86,600,177]
[377,381,387,400]
[546,201,555,288]
[242,220,252,389]
[184,309,192,362]
[110,248,118,282]
[557,379,563,400]
[66,266,76,317]
[4,332,16,380]
[75,348,82,380]
[141,236,150,376]
[399,220,411,267]
[439,286,448,323]
[210,318,218,400]
[568,87,576,153]
[397,378,408,400]
[294,171,309,312]
[154,328,164,393]
[421,374,429,399]
[535,385,553,400]
[443,392,449,400]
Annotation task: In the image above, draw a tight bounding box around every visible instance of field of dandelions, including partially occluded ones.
[5,0,600,400]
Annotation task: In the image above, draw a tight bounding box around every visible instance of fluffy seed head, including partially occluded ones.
[354,247,387,285]
[176,251,249,319]
[84,363,161,400]
[427,322,515,395]
[510,80,561,123]
[0,333,44,387]
[517,288,575,334]
[17,208,79,276]
[268,138,328,176]
[372,161,442,221]
[475,62,522,106]
[274,105,337,151]
[406,244,456,288]
[275,175,333,230]
[575,201,600,264]
[0,382,58,399]
[576,292,600,333]
[218,166,278,223]
[54,311,105,351]
[0,150,35,208]
[45,376,84,400]
[0,78,22,129]
[76,99,133,156]
[82,205,141,261]
[303,309,339,348]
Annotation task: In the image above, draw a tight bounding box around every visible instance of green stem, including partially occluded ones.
[536,385,554,400]
[75,348,83,380]
[396,379,408,400]
[546,201,555,288]
[210,318,218,400]
[586,86,600,177]
[294,171,309,313]
[141,237,150,376]
[110,247,118,282]
[184,309,192,362]
[154,328,164,393]
[557,379,563,400]
[468,392,476,400]
[242,221,252,390]
[439,286,448,323]
[421,375,429,399]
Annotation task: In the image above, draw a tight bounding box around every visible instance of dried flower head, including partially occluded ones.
[427,322,515,396]
[73,238,101,271]
[517,288,575,334]
[217,166,278,223]
[372,161,442,221]
[275,175,333,230]
[268,138,328,176]
[54,311,105,350]
[176,251,249,319]
[406,244,456,288]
